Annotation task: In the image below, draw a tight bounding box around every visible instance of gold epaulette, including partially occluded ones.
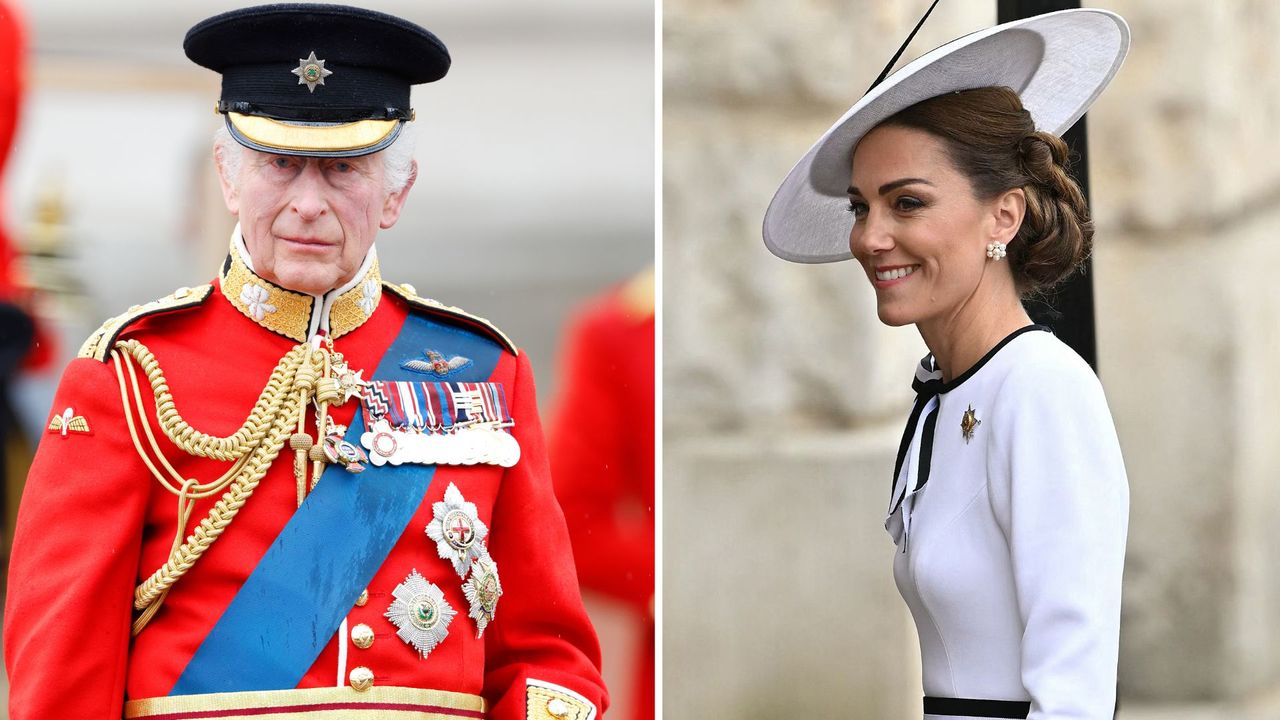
[78,285,214,362]
[382,281,517,355]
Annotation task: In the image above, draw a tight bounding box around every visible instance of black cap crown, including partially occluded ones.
[185,3,450,157]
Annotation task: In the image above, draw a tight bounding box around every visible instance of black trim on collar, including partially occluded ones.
[912,324,1049,397]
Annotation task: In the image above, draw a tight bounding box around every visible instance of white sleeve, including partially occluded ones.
[987,357,1129,719]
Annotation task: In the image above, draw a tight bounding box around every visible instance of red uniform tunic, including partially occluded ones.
[548,277,653,720]
[4,243,606,720]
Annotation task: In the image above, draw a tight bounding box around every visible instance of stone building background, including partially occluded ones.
[664,1,1280,718]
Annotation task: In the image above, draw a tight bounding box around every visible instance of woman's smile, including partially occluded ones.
[872,264,920,286]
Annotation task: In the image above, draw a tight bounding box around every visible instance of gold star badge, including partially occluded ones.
[291,51,333,92]
[961,405,981,443]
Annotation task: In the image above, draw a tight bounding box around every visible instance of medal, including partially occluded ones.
[359,380,521,467]
[425,483,490,577]
[321,423,368,472]
[461,556,502,638]
[385,570,455,659]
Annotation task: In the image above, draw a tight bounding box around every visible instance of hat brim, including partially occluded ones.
[762,9,1130,264]
[226,112,403,158]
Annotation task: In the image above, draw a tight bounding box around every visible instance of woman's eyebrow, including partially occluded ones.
[847,177,934,197]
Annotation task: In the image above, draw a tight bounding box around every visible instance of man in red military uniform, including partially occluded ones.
[3,6,606,719]
[549,269,654,720]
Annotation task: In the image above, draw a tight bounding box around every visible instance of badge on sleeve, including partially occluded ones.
[47,407,91,438]
[425,483,490,577]
[385,569,455,659]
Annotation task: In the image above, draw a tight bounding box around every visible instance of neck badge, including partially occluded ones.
[462,556,503,638]
[385,569,455,659]
[961,405,981,443]
[291,51,333,93]
[426,482,491,578]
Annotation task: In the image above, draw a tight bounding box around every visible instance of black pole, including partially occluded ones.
[998,0,1097,372]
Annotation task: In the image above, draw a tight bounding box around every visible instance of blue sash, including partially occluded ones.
[170,313,504,695]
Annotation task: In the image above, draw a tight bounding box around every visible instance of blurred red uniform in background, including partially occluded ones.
[0,0,55,370]
[549,268,655,720]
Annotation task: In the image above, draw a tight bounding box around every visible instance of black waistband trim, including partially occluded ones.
[924,696,1030,718]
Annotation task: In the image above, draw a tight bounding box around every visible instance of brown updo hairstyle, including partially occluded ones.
[880,86,1093,295]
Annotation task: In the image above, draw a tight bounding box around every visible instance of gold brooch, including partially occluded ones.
[960,405,981,443]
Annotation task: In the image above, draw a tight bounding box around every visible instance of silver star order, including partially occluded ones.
[291,51,333,92]
[385,569,455,659]
[425,482,490,577]
[462,556,503,638]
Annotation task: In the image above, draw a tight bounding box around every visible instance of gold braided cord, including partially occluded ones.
[116,339,305,463]
[110,338,341,636]
[120,352,254,499]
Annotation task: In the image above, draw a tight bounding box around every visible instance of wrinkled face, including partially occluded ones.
[216,146,413,295]
[848,124,1005,327]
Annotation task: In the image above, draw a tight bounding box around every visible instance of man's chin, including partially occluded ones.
[262,266,342,296]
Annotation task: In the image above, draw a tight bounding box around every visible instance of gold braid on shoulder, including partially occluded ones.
[111,338,354,635]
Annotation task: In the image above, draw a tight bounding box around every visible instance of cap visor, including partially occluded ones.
[227,112,402,158]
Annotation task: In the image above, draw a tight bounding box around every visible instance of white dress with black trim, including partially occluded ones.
[887,326,1129,720]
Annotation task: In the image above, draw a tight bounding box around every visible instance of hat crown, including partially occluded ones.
[184,3,450,157]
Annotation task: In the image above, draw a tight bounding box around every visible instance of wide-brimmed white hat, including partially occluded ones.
[762,9,1130,264]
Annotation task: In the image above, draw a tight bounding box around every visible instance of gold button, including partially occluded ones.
[400,283,417,295]
[355,589,368,607]
[349,666,374,692]
[173,286,190,299]
[351,623,375,649]
[547,698,570,717]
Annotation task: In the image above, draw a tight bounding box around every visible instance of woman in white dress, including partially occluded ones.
[763,10,1131,720]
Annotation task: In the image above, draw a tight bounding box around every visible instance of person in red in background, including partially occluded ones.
[0,0,46,549]
[0,0,25,306]
[0,0,55,370]
[549,266,654,720]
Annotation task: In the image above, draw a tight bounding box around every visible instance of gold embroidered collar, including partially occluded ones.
[218,230,383,342]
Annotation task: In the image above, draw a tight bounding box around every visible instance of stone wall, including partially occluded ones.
[665,0,1280,716]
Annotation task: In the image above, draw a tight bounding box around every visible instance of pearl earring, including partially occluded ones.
[986,241,1007,260]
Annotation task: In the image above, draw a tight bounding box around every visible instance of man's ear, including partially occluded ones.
[380,160,417,229]
[214,142,240,216]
